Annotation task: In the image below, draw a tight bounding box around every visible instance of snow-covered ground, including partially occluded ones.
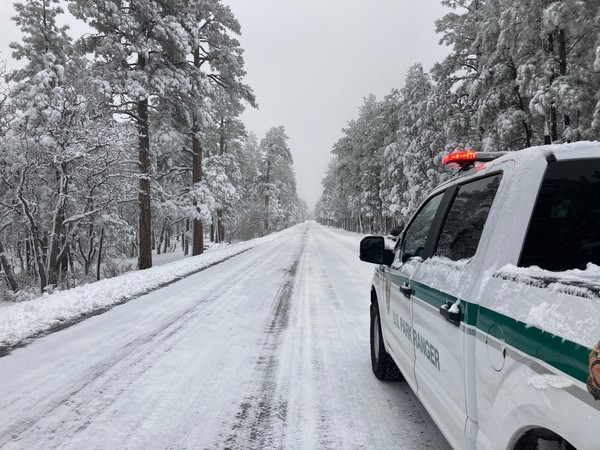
[0,221,449,449]
[0,232,281,351]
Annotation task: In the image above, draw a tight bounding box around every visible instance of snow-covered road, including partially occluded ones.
[0,222,449,449]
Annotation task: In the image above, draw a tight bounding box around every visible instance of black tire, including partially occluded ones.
[514,429,576,450]
[370,301,402,381]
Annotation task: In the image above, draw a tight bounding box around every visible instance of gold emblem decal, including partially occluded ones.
[588,341,600,401]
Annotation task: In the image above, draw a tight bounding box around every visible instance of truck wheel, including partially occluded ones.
[514,429,575,450]
[370,301,401,381]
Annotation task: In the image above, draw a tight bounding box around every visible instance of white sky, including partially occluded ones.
[0,0,452,212]
[223,0,452,211]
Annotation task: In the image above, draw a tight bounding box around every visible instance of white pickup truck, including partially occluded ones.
[359,142,600,450]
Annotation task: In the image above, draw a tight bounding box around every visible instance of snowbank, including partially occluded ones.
[0,232,283,351]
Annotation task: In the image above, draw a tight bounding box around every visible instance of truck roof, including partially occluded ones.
[437,141,600,191]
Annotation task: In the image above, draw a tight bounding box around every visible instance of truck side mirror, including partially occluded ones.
[390,224,404,237]
[360,236,394,265]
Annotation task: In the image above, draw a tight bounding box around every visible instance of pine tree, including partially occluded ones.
[3,0,128,289]
[9,0,71,86]
[258,126,300,233]
[69,0,255,264]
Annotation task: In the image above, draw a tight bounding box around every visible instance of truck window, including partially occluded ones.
[435,174,502,261]
[519,159,600,271]
[400,192,444,262]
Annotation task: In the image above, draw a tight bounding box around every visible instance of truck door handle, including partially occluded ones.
[400,282,412,298]
[439,301,461,326]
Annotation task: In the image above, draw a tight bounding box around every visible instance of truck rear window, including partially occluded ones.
[519,159,600,271]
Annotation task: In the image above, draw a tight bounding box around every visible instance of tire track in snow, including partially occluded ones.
[222,223,355,449]
[276,223,363,449]
[0,237,294,448]
[291,224,450,449]
[220,228,307,450]
[1,287,232,445]
[0,223,450,449]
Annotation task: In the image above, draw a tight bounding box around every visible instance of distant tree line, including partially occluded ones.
[0,0,305,296]
[317,0,600,233]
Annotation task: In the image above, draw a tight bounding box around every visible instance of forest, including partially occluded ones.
[0,0,306,298]
[316,0,600,234]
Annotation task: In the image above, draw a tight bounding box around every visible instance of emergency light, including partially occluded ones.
[442,150,505,169]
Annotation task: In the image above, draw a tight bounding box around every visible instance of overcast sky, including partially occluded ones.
[224,0,452,212]
[0,0,451,212]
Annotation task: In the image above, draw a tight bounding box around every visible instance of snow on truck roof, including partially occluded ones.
[440,141,600,183]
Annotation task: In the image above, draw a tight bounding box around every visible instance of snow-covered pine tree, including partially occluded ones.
[468,0,537,150]
[534,0,600,142]
[376,89,403,232]
[317,156,353,229]
[5,0,74,289]
[204,87,249,243]
[319,0,600,231]
[1,0,136,291]
[398,64,447,216]
[69,0,176,269]
[433,0,485,150]
[228,133,264,240]
[186,0,255,254]
[71,0,255,262]
[350,95,387,233]
[258,126,302,233]
[9,0,71,86]
[320,95,397,233]
[434,0,600,149]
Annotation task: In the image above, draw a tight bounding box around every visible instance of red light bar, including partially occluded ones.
[442,150,506,168]
[442,151,477,166]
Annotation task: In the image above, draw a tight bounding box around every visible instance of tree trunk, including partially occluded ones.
[184,219,190,256]
[0,239,19,292]
[264,159,271,232]
[19,194,47,291]
[96,227,104,281]
[192,220,203,255]
[79,229,96,277]
[46,164,68,286]
[24,239,33,275]
[192,127,204,255]
[16,240,24,273]
[137,57,153,270]
[558,28,567,77]
[551,106,558,142]
[217,209,224,243]
[557,28,571,133]
[264,194,270,232]
[157,218,168,255]
[67,247,73,275]
[163,221,169,254]
[191,47,204,256]
[216,116,226,242]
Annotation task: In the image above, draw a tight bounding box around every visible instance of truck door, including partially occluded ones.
[409,174,502,449]
[386,191,446,392]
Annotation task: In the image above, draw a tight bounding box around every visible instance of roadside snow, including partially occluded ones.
[0,231,286,349]
[0,222,450,449]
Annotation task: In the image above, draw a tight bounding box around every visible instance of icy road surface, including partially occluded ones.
[0,222,449,449]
